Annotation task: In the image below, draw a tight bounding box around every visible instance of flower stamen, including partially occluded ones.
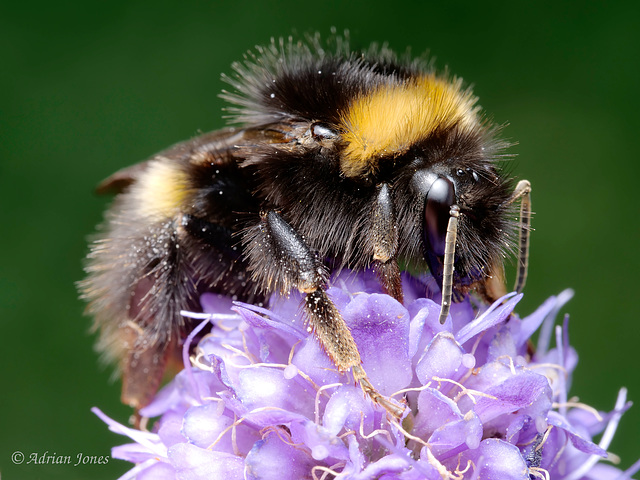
[431,376,498,404]
[390,380,434,398]
[359,412,395,443]
[389,417,430,448]
[311,465,342,480]
[529,467,551,480]
[315,383,343,425]
[220,343,255,363]
[554,401,603,421]
[288,340,302,364]
[206,416,246,451]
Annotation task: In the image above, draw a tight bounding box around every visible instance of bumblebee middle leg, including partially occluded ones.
[244,210,403,417]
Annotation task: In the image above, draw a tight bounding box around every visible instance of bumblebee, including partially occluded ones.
[80,35,531,417]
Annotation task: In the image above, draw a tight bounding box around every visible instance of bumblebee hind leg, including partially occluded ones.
[244,211,404,418]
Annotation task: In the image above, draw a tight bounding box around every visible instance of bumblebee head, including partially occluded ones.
[411,157,515,297]
[331,77,513,294]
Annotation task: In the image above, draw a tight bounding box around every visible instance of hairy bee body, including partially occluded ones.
[81,37,528,412]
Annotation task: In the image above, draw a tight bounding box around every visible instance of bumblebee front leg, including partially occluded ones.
[244,211,403,417]
[370,183,403,303]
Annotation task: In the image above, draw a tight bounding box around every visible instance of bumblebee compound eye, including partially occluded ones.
[422,177,460,324]
[423,176,456,274]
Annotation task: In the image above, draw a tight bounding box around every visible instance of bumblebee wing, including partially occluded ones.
[95,161,153,194]
[95,127,249,194]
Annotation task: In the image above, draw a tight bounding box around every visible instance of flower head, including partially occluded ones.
[94,271,636,479]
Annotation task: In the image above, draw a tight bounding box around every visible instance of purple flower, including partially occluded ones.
[94,271,637,479]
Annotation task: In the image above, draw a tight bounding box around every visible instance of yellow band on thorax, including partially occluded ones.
[339,74,478,177]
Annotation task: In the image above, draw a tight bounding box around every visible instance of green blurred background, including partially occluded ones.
[1,1,638,478]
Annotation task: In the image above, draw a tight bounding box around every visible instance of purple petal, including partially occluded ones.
[486,327,518,362]
[466,368,552,427]
[407,299,432,358]
[168,443,244,480]
[536,288,575,355]
[289,419,350,462]
[349,454,414,480]
[119,459,166,480]
[233,302,306,339]
[428,411,483,459]
[504,413,540,446]
[415,332,466,387]
[400,274,430,305]
[323,385,377,436]
[448,298,477,333]
[587,462,635,480]
[200,292,236,314]
[112,443,161,464]
[92,407,167,457]
[139,379,186,418]
[460,438,529,479]
[345,293,412,395]
[547,411,608,457]
[182,402,259,454]
[182,404,232,449]
[291,336,342,387]
[455,293,521,346]
[236,403,311,428]
[413,388,463,440]
[157,411,187,447]
[518,294,558,348]
[244,434,317,480]
[137,461,176,480]
[231,366,315,416]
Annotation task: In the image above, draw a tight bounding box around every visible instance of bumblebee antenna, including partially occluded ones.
[508,180,532,293]
[438,205,460,324]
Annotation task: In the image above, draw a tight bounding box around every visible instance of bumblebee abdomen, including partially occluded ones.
[81,157,260,371]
